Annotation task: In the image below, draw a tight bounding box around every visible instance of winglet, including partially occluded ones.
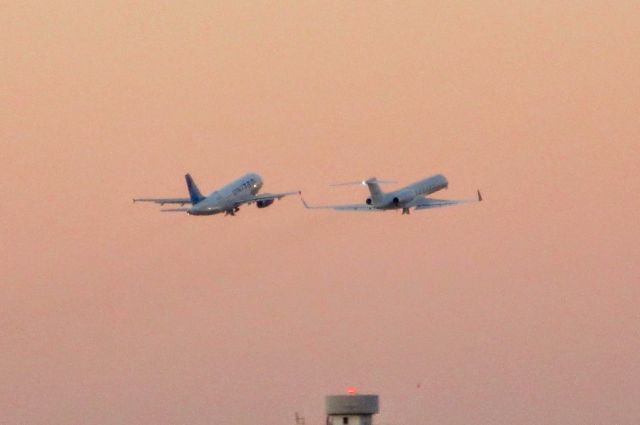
[477,190,483,202]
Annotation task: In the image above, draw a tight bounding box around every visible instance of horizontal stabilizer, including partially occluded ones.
[133,197,191,205]
[160,208,190,213]
[330,178,397,187]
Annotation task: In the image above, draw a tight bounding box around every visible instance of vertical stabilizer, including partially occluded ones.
[364,178,385,204]
[185,174,205,204]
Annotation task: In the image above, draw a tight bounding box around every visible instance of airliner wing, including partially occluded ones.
[253,191,300,201]
[237,191,300,206]
[133,197,192,205]
[301,198,380,211]
[413,190,482,210]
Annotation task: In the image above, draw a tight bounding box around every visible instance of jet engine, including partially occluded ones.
[390,189,416,207]
[366,198,372,205]
[256,199,275,208]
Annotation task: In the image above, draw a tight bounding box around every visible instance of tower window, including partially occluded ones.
[343,418,349,425]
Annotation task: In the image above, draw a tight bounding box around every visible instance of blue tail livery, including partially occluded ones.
[185,174,205,204]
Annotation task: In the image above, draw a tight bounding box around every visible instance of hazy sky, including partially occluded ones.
[2,1,639,424]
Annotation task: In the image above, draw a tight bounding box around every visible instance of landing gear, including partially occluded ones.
[402,208,411,215]
[224,207,241,216]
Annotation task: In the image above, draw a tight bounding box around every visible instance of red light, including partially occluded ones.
[346,386,357,395]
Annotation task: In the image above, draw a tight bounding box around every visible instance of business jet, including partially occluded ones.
[134,173,299,216]
[301,174,481,215]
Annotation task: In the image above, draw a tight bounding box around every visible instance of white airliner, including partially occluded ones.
[134,173,299,216]
[301,174,481,215]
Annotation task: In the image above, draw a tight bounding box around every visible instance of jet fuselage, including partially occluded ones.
[188,173,264,215]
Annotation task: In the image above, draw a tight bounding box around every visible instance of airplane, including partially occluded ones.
[133,173,299,216]
[301,174,481,215]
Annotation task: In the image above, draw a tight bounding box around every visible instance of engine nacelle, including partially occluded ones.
[366,198,372,205]
[390,189,416,207]
[256,199,274,208]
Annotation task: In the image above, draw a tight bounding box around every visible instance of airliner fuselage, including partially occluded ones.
[188,173,264,215]
[302,173,480,215]
[133,172,297,216]
[366,174,449,209]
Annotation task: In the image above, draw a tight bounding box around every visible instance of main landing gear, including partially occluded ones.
[224,207,241,216]
[402,208,411,215]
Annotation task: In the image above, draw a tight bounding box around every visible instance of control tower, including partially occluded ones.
[325,391,379,425]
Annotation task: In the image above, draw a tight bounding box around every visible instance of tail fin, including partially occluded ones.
[185,174,205,204]
[364,178,385,204]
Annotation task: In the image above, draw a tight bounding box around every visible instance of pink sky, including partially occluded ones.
[2,1,640,424]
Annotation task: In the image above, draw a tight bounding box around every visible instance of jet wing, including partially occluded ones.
[301,198,381,211]
[133,197,192,206]
[413,190,482,210]
[235,191,300,206]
